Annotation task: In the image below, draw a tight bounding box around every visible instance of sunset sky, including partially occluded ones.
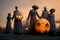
[0,0,60,29]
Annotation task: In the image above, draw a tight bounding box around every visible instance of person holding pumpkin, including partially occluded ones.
[12,6,23,34]
[26,5,40,34]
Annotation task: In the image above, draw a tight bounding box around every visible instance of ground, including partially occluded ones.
[0,34,60,40]
[0,28,60,40]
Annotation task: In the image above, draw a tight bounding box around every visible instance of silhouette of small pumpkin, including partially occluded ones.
[35,18,50,33]
[16,13,23,21]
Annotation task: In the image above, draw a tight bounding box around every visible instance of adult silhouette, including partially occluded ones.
[26,5,40,34]
[12,6,22,34]
[41,7,49,19]
[48,8,56,35]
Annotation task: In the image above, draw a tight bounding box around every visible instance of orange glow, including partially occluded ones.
[25,27,29,31]
[16,13,23,21]
[35,18,50,33]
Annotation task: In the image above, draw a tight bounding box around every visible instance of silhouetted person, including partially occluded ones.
[26,5,40,34]
[48,8,56,35]
[6,13,12,34]
[41,7,49,19]
[12,6,22,34]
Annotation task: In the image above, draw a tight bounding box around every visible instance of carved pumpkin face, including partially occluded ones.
[16,13,23,21]
[35,18,50,33]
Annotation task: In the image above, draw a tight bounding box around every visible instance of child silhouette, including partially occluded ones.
[6,13,12,33]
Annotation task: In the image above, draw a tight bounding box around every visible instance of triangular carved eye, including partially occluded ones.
[45,23,49,28]
[37,23,40,26]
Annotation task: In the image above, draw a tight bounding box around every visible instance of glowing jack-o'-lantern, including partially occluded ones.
[16,13,23,21]
[35,18,50,33]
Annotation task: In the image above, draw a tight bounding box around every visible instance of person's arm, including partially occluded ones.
[27,10,31,21]
[7,16,11,20]
[53,14,56,28]
[26,10,31,25]
[41,11,44,18]
[36,11,41,18]
[10,16,12,19]
[12,11,15,20]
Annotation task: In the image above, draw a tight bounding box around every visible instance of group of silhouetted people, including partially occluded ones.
[6,6,23,34]
[5,5,56,35]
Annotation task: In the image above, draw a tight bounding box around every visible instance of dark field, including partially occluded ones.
[0,34,60,40]
[0,30,60,40]
[0,28,60,40]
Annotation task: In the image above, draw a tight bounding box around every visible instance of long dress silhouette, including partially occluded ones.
[48,8,56,33]
[12,6,22,34]
[27,5,40,34]
[6,13,11,33]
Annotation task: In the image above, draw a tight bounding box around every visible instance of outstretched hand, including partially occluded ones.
[11,18,13,20]
[26,20,28,25]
